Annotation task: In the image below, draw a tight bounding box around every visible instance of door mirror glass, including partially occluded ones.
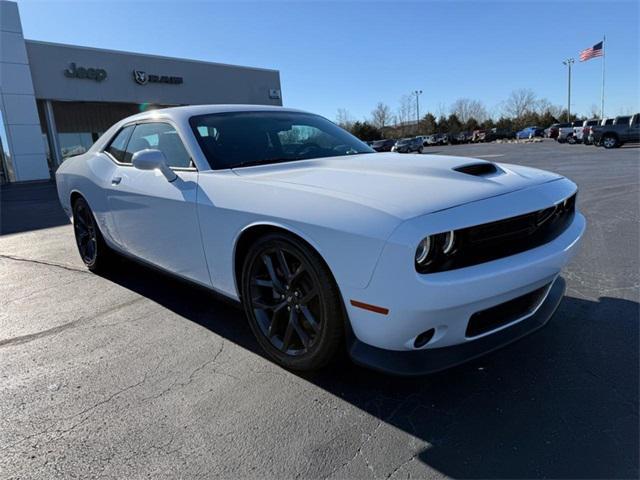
[132,149,177,182]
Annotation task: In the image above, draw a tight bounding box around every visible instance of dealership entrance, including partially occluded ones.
[0,0,283,182]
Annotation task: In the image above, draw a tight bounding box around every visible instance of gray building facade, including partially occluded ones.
[0,0,282,183]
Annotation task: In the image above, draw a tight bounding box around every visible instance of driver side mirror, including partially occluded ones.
[132,149,177,182]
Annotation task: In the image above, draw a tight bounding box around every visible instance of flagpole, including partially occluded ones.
[601,35,606,118]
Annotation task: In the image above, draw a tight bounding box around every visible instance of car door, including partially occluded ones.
[106,121,210,286]
[628,115,640,142]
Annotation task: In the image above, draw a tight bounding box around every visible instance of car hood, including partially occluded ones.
[232,153,563,219]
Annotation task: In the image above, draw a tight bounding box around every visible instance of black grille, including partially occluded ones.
[466,283,551,337]
[419,193,576,273]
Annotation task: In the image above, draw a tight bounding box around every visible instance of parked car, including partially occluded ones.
[556,122,579,143]
[371,138,396,152]
[576,119,600,145]
[54,104,585,375]
[450,131,472,144]
[424,134,440,146]
[516,126,544,139]
[547,123,568,140]
[458,131,472,144]
[441,133,452,145]
[472,129,487,142]
[392,137,424,153]
[587,118,614,145]
[485,128,515,142]
[590,113,640,148]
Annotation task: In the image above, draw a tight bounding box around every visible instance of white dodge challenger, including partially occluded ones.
[56,105,585,375]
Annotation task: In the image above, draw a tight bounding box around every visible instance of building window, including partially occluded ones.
[0,109,15,183]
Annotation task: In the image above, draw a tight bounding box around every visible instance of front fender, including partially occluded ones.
[196,172,402,299]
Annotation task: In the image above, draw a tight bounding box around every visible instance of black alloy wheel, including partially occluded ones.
[72,197,109,272]
[241,234,344,371]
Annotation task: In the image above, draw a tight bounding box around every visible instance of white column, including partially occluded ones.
[0,0,49,182]
[43,100,61,166]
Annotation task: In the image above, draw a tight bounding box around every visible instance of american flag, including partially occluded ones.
[579,41,604,62]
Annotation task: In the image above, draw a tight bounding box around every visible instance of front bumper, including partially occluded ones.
[339,178,585,374]
[348,277,565,376]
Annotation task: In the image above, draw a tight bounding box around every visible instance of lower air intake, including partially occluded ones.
[466,283,551,338]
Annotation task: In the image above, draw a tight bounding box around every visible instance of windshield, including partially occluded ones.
[189,111,374,169]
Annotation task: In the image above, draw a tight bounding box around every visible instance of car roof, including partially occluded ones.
[119,104,308,124]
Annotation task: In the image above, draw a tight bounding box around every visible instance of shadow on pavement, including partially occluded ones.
[99,254,639,479]
[0,181,69,235]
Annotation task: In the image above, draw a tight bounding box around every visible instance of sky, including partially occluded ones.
[15,0,640,122]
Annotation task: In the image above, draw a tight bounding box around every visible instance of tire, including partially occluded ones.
[602,134,618,149]
[567,135,576,145]
[241,233,345,371]
[418,146,424,154]
[72,196,111,272]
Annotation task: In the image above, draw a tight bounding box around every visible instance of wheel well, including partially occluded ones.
[70,191,83,208]
[603,132,618,138]
[233,225,330,300]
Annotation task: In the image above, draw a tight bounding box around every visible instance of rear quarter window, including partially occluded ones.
[105,126,134,163]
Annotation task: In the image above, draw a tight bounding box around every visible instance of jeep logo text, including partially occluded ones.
[64,63,107,82]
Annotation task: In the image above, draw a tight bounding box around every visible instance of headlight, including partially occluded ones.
[415,236,433,265]
[415,231,456,271]
[442,231,455,254]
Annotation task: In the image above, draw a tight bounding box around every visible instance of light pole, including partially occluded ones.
[562,58,574,122]
[413,90,423,132]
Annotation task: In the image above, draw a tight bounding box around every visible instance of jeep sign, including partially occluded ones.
[64,62,107,82]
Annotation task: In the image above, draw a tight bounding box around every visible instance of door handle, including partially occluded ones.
[111,176,122,185]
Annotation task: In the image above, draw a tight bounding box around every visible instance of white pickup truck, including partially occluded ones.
[572,119,600,145]
[557,121,583,143]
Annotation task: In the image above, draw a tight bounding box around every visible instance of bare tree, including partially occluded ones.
[450,98,488,123]
[371,102,393,129]
[503,89,538,119]
[536,98,564,119]
[588,104,601,118]
[335,108,354,129]
[396,94,416,130]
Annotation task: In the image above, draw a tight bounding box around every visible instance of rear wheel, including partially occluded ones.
[602,134,618,149]
[241,233,344,371]
[567,135,576,144]
[72,197,110,272]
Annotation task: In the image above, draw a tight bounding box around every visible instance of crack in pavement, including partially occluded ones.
[0,296,145,348]
[140,340,237,403]
[0,254,90,275]
[327,394,421,479]
[1,357,166,452]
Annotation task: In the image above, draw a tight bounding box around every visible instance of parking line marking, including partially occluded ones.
[476,154,505,158]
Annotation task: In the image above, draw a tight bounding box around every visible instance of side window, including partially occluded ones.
[105,125,134,163]
[124,122,192,168]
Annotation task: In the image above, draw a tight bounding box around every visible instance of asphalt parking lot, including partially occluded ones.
[1,140,638,479]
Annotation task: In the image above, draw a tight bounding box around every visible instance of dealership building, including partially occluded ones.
[0,0,282,183]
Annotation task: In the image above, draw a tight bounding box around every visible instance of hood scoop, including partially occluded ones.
[453,162,501,177]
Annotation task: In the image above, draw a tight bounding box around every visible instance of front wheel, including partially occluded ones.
[241,233,345,371]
